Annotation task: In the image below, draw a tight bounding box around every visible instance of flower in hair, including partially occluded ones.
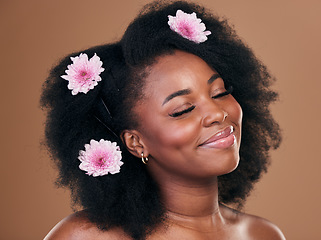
[78,139,123,177]
[61,53,104,95]
[168,10,211,43]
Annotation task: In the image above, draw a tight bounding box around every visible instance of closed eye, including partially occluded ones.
[212,86,233,99]
[169,105,195,117]
[169,86,233,118]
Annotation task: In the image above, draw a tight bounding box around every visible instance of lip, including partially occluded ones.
[199,126,235,149]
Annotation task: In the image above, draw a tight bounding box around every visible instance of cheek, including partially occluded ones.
[160,119,200,146]
[225,97,242,147]
[143,116,200,150]
[226,98,243,126]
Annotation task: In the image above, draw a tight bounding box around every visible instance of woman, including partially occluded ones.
[42,1,285,239]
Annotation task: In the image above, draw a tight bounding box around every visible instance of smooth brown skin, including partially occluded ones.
[44,51,285,240]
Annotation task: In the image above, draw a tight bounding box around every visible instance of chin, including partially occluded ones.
[210,153,240,177]
[223,157,239,175]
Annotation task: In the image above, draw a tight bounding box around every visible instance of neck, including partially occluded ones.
[162,178,219,216]
[157,176,225,231]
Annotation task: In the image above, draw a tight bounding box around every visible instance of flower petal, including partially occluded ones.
[61,53,105,95]
[78,139,123,177]
[168,10,211,43]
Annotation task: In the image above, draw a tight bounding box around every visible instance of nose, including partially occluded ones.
[201,101,228,127]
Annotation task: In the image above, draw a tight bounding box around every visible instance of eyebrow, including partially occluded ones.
[207,73,221,84]
[162,89,191,105]
[162,74,221,106]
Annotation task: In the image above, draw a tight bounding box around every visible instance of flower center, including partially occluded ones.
[179,23,193,37]
[80,71,92,81]
[97,157,106,167]
[95,154,113,168]
[183,26,190,34]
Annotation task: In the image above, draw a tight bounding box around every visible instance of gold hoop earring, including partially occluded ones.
[141,152,149,165]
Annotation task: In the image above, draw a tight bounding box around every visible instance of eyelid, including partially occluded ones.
[169,105,195,117]
[212,86,233,99]
[168,86,233,118]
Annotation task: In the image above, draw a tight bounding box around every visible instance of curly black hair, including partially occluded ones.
[40,1,281,239]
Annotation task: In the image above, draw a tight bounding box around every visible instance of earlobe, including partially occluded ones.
[121,130,149,158]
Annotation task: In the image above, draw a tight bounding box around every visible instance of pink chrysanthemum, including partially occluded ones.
[78,139,123,177]
[168,10,211,44]
[61,53,104,95]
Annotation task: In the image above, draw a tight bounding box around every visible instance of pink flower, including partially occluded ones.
[168,10,211,44]
[61,53,104,95]
[78,139,123,177]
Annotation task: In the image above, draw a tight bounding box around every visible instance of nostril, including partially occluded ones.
[223,111,228,121]
[202,108,228,127]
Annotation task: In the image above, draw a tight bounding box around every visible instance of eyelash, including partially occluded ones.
[169,86,233,118]
[212,86,233,99]
[169,106,196,117]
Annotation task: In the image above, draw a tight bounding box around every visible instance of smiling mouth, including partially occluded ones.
[199,126,236,149]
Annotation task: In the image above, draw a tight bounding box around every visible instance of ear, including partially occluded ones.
[121,130,149,158]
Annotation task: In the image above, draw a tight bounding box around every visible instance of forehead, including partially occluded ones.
[143,50,216,97]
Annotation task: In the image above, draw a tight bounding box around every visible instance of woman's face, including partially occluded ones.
[134,50,242,182]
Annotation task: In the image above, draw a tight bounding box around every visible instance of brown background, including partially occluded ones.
[1,0,320,239]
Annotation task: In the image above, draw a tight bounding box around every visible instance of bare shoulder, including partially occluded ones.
[44,210,130,240]
[243,213,286,240]
[220,205,286,240]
